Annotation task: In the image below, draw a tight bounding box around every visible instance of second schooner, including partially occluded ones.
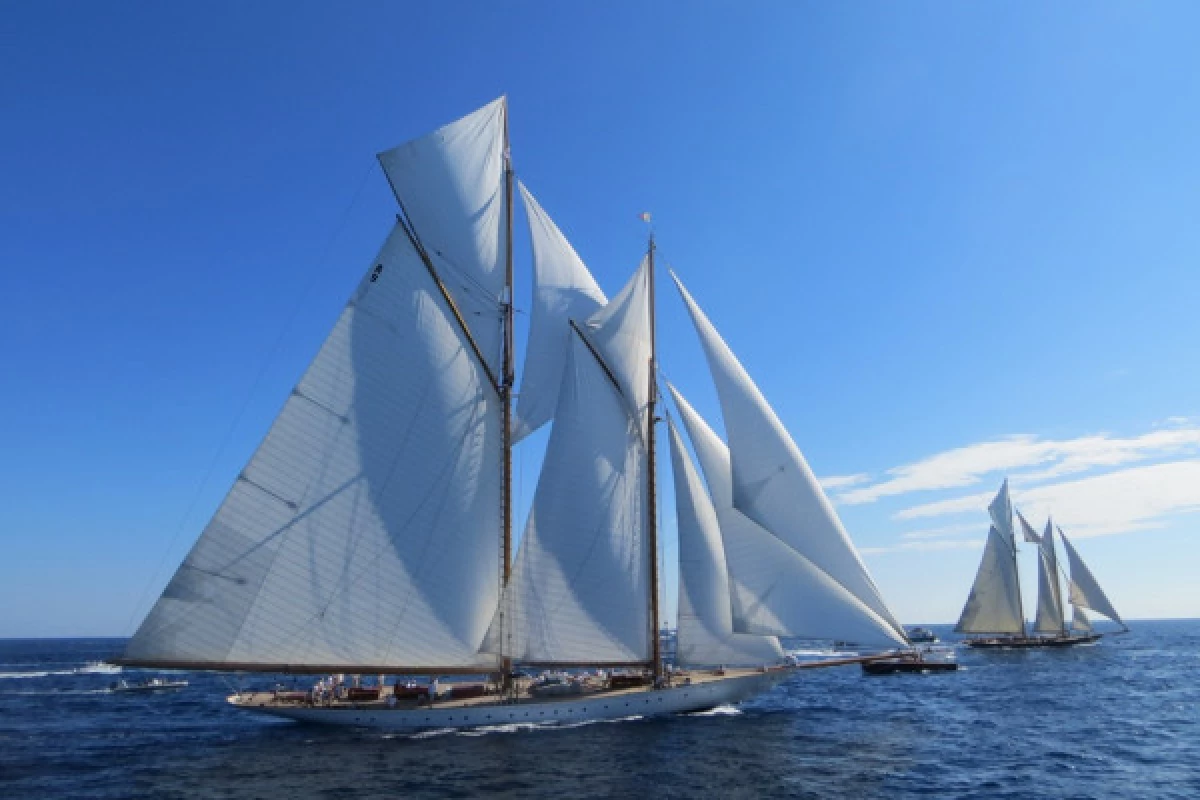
[112,98,911,730]
[957,480,1128,649]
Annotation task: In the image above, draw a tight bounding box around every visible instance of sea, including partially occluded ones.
[1,621,1197,799]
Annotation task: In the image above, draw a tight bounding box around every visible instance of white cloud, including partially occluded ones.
[899,523,979,540]
[896,459,1200,538]
[860,538,984,556]
[836,426,1200,506]
[819,473,869,490]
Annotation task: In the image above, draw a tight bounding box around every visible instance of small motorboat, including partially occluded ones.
[906,627,938,643]
[110,677,188,693]
[862,652,959,675]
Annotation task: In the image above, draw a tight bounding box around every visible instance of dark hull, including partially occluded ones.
[862,658,959,675]
[964,634,1102,649]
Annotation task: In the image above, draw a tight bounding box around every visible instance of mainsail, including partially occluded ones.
[956,526,1025,635]
[671,273,907,643]
[1059,528,1126,628]
[1032,518,1065,635]
[481,265,652,664]
[669,386,908,648]
[668,420,783,666]
[511,183,606,442]
[124,223,503,670]
[377,97,509,375]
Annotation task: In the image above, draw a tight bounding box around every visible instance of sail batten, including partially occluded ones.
[125,223,503,669]
[669,420,784,667]
[669,385,908,648]
[670,274,907,643]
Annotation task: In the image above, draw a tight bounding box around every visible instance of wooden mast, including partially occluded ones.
[501,98,515,686]
[646,233,662,681]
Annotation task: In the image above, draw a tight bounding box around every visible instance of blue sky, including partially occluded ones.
[3,2,1199,637]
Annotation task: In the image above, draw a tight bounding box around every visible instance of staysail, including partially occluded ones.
[671,273,907,643]
[669,386,908,648]
[482,266,652,663]
[668,420,783,666]
[1071,606,1093,633]
[956,526,1025,635]
[511,183,606,442]
[1059,528,1125,628]
[124,224,503,670]
[378,98,509,376]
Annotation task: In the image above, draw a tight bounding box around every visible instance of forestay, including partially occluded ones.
[671,273,906,642]
[669,386,908,648]
[1059,529,1125,627]
[125,224,502,669]
[481,333,649,663]
[668,420,783,667]
[511,183,606,442]
[378,97,508,376]
[956,526,1025,635]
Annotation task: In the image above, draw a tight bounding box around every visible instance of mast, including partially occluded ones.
[501,99,515,682]
[647,232,662,680]
[1012,534,1027,638]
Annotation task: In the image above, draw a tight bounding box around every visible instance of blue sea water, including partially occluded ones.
[1,622,1198,799]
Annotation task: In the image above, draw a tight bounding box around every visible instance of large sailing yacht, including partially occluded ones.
[957,480,1128,649]
[113,98,909,730]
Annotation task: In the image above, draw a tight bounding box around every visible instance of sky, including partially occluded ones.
[2,2,1199,637]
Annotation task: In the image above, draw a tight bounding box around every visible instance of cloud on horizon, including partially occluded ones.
[835,423,1200,506]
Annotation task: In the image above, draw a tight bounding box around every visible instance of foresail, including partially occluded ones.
[669,386,908,649]
[671,274,906,642]
[956,526,1025,634]
[378,98,508,376]
[1059,529,1125,627]
[668,420,783,667]
[511,183,606,442]
[125,224,502,669]
[480,333,649,663]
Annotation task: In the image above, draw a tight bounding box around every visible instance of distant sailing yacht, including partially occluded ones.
[113,98,910,730]
[957,480,1128,649]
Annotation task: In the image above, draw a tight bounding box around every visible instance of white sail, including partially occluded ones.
[1032,518,1065,634]
[1016,508,1042,543]
[1071,605,1093,633]
[126,224,502,669]
[1033,547,1064,634]
[586,257,653,431]
[671,273,906,642]
[956,526,1025,634]
[989,479,1015,549]
[1059,528,1125,628]
[481,332,649,663]
[378,98,508,375]
[669,386,908,648]
[668,420,784,667]
[511,183,606,442]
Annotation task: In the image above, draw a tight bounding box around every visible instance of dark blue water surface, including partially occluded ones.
[2,622,1198,798]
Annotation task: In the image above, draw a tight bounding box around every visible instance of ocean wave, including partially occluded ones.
[0,662,122,680]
